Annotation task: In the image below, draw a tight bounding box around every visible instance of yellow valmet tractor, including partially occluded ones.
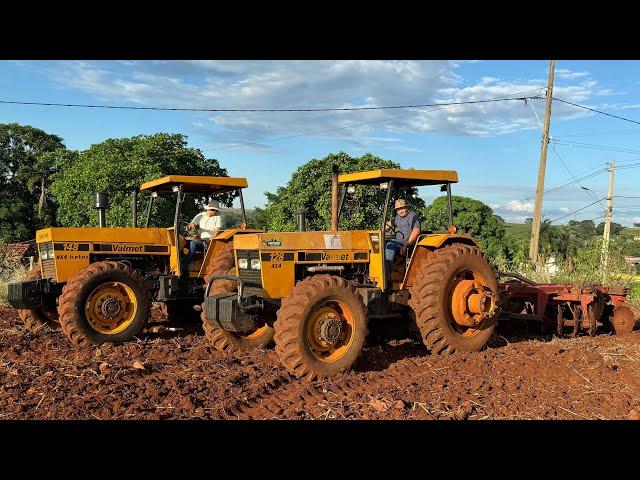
[202,168,499,380]
[8,175,259,346]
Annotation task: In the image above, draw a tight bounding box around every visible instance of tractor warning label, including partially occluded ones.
[324,235,342,249]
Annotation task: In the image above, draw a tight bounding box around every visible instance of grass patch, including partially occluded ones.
[0,254,29,306]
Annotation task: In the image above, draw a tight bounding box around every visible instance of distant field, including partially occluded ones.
[504,223,531,242]
[619,227,640,239]
[503,223,640,243]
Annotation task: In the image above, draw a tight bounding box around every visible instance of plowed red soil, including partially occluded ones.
[1,306,639,420]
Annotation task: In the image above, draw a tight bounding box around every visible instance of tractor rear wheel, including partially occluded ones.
[58,261,150,346]
[201,267,275,352]
[17,264,60,332]
[203,241,235,285]
[274,275,367,381]
[408,244,499,354]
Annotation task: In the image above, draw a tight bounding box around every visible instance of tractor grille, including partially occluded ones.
[236,249,262,287]
[39,242,57,280]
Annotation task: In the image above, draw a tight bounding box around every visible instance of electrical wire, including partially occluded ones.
[0,94,541,113]
[553,97,640,126]
[549,198,607,223]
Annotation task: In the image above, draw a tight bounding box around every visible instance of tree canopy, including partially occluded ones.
[50,134,228,228]
[422,195,513,264]
[596,221,624,236]
[260,152,426,231]
[0,123,66,242]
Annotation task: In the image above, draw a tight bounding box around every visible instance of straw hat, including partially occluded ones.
[394,199,409,210]
[204,199,221,211]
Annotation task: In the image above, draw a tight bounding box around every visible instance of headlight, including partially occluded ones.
[250,258,261,270]
[238,258,248,269]
[40,249,48,260]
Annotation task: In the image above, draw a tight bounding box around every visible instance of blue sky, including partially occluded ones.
[2,60,640,226]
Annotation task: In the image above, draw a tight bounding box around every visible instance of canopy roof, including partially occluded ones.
[139,175,248,193]
[337,169,458,186]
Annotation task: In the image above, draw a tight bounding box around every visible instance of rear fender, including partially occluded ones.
[402,234,478,289]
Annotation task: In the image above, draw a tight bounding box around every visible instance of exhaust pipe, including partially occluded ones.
[331,164,339,231]
[94,192,109,228]
[297,208,308,231]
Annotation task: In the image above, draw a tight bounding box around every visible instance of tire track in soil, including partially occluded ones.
[239,345,429,420]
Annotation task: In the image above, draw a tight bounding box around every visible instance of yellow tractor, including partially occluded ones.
[202,168,499,380]
[8,175,259,346]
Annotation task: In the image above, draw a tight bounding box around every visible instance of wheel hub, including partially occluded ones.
[319,317,343,345]
[101,297,122,318]
[451,279,497,327]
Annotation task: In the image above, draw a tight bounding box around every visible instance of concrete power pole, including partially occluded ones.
[601,160,615,281]
[529,60,556,266]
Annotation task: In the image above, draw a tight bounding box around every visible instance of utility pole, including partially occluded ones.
[601,160,615,282]
[529,59,556,266]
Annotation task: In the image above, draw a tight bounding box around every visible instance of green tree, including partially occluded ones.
[50,133,228,228]
[261,152,424,231]
[422,195,514,265]
[596,221,624,236]
[0,123,67,242]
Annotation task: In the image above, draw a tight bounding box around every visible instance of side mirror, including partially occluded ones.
[440,184,447,192]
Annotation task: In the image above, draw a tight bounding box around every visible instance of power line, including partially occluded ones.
[551,139,640,155]
[203,89,544,152]
[492,166,606,211]
[0,95,540,113]
[550,142,606,210]
[549,198,607,223]
[555,128,640,138]
[203,105,445,153]
[553,96,640,126]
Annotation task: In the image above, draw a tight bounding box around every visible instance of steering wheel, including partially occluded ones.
[179,220,199,239]
[384,223,399,240]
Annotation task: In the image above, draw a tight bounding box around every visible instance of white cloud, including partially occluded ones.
[501,200,535,213]
[556,69,589,80]
[29,60,608,150]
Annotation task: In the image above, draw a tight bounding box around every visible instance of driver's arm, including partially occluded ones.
[405,227,421,247]
[188,213,201,230]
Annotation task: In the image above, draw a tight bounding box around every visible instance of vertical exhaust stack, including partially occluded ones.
[94,192,109,228]
[297,208,308,231]
[331,164,339,231]
[131,189,138,227]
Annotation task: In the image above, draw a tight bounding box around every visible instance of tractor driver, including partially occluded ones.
[384,199,421,287]
[182,199,222,272]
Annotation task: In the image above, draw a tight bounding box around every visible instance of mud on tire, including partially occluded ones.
[203,241,235,285]
[274,275,368,382]
[201,267,275,352]
[17,264,60,332]
[58,261,151,346]
[408,243,498,354]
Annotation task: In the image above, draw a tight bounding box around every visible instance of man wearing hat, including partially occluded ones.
[384,198,421,287]
[182,199,222,272]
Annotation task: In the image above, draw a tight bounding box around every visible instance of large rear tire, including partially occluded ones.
[17,264,60,332]
[408,244,498,354]
[203,241,235,284]
[58,261,150,346]
[201,267,275,352]
[274,275,367,381]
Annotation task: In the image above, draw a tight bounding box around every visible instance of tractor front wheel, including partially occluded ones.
[17,264,60,332]
[408,244,499,354]
[201,267,275,352]
[274,275,367,381]
[58,261,150,346]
